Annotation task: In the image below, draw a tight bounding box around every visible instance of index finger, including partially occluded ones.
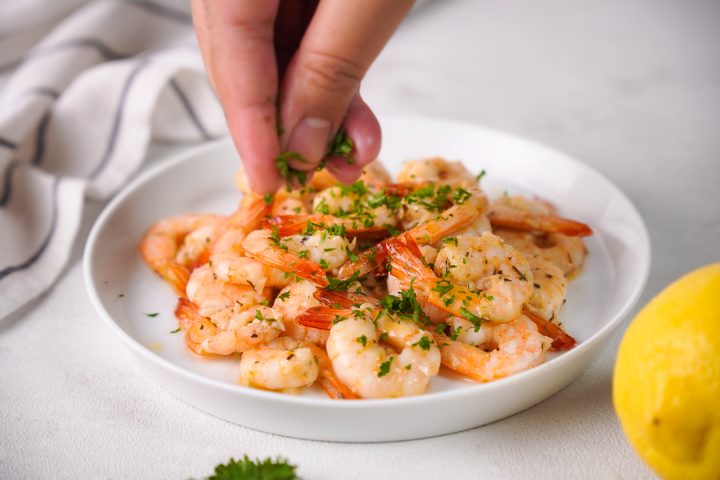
[192,0,283,194]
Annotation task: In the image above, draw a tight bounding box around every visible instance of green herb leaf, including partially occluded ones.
[207,455,299,480]
[377,356,394,377]
[356,335,367,347]
[144,312,159,318]
[325,128,354,164]
[169,327,181,334]
[412,335,432,351]
[460,307,485,330]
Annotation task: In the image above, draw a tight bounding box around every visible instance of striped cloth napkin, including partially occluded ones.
[0,0,228,320]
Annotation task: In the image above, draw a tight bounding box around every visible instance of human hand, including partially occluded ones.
[192,0,415,194]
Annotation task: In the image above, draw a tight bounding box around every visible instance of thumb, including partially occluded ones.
[278,0,413,171]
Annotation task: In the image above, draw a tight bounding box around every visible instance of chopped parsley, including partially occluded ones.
[277,291,291,302]
[431,280,454,297]
[144,312,159,318]
[460,307,485,331]
[263,194,273,205]
[207,455,299,480]
[379,286,429,325]
[412,336,432,351]
[476,169,487,182]
[326,271,364,292]
[377,356,394,377]
[345,246,359,262]
[169,327,181,334]
[356,335,368,347]
[275,152,308,190]
[325,128,354,164]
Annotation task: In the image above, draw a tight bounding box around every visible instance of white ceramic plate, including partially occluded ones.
[84,116,650,442]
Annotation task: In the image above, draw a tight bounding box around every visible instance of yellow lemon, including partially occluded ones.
[613,263,720,479]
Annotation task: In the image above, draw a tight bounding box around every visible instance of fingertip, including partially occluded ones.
[325,157,364,184]
[343,95,381,167]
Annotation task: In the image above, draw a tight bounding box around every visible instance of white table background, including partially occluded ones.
[2,0,718,478]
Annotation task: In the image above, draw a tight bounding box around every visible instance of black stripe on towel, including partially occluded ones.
[0,138,17,150]
[88,58,151,180]
[30,112,51,166]
[26,87,61,100]
[0,37,128,73]
[124,0,192,24]
[0,178,60,281]
[0,162,20,207]
[168,78,213,141]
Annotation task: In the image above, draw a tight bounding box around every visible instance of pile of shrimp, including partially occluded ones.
[140,158,592,399]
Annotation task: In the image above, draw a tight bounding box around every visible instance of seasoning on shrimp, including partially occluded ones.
[139,156,590,399]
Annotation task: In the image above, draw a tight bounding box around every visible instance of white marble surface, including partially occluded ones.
[1,0,718,478]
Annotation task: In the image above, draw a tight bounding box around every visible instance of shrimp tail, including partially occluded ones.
[174,298,221,357]
[523,308,576,351]
[384,238,435,285]
[228,193,272,231]
[295,306,342,330]
[305,343,359,400]
[313,289,375,308]
[488,210,593,237]
[251,249,329,287]
[160,263,191,296]
[174,297,200,330]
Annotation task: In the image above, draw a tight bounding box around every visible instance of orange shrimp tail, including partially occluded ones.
[313,289,374,308]
[295,306,345,330]
[488,211,593,237]
[294,261,330,287]
[384,238,434,285]
[175,298,218,357]
[160,263,190,296]
[228,193,272,231]
[305,343,358,400]
[523,308,577,351]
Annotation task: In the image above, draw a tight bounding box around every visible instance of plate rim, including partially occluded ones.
[83,115,651,408]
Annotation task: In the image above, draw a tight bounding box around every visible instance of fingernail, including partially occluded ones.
[286,118,332,169]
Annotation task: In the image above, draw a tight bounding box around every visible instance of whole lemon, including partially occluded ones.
[613,263,720,479]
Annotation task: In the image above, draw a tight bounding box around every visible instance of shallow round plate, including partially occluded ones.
[84,116,650,442]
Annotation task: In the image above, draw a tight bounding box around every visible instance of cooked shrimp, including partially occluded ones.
[241,229,330,287]
[336,193,487,280]
[326,307,440,398]
[175,217,224,269]
[312,184,399,229]
[273,280,329,346]
[397,157,478,187]
[488,195,593,237]
[297,290,441,398]
[140,214,222,294]
[525,255,567,323]
[495,228,587,277]
[185,264,269,317]
[432,315,551,382]
[432,232,533,321]
[360,161,392,188]
[175,297,284,356]
[388,235,532,324]
[398,184,487,232]
[239,337,319,393]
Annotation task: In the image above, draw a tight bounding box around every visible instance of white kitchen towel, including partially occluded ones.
[0,0,228,320]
